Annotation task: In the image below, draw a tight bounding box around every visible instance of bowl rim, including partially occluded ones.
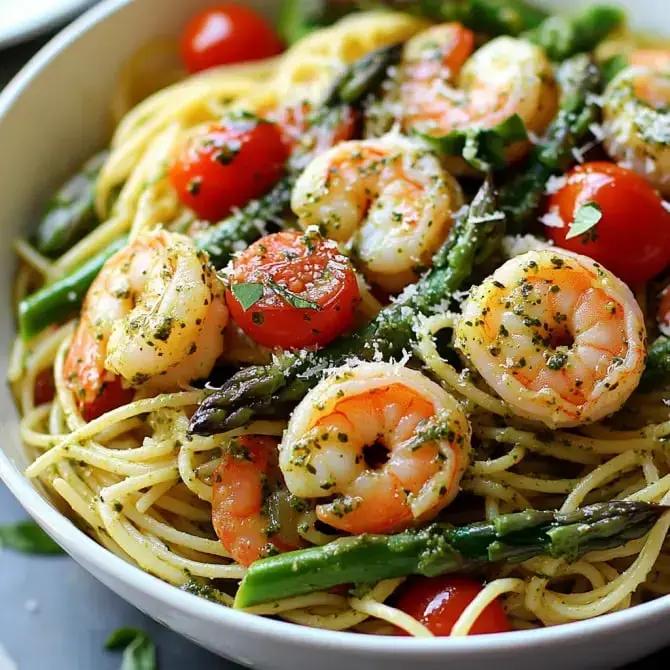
[2,0,670,656]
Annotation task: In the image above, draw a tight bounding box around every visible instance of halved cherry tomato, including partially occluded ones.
[169,116,288,221]
[34,368,55,406]
[226,230,360,349]
[180,3,284,74]
[395,576,511,636]
[544,162,670,284]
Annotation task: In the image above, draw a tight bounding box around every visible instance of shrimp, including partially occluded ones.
[64,229,228,420]
[279,362,471,535]
[291,135,463,292]
[602,55,670,196]
[369,24,558,174]
[211,436,304,567]
[455,249,646,428]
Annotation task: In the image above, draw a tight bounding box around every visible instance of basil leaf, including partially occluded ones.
[0,521,64,555]
[105,628,144,650]
[417,114,528,171]
[105,628,157,670]
[230,282,264,311]
[267,280,322,310]
[566,202,602,240]
[122,634,156,670]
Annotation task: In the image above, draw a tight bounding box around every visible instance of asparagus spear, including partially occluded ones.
[500,54,603,234]
[18,46,400,341]
[189,178,504,435]
[233,501,667,607]
[642,336,670,388]
[19,236,128,340]
[35,150,108,258]
[278,0,548,45]
[526,5,625,62]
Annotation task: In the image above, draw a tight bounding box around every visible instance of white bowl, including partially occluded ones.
[0,1,668,668]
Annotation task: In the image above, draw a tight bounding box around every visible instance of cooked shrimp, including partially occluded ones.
[456,249,646,428]
[291,135,463,292]
[64,229,228,420]
[602,57,670,196]
[369,25,558,174]
[211,436,304,567]
[279,362,471,535]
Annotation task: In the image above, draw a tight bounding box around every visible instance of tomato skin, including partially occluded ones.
[226,231,360,349]
[545,162,670,284]
[84,378,134,423]
[34,368,55,406]
[180,3,283,73]
[169,118,288,221]
[395,576,511,636]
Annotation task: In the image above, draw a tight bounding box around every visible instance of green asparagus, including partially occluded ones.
[233,501,667,607]
[500,54,603,233]
[189,178,504,435]
[526,5,625,62]
[18,45,400,341]
[19,236,128,340]
[35,150,108,258]
[420,0,548,35]
[642,336,670,388]
[278,0,549,45]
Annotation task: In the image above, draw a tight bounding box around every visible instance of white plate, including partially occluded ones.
[0,1,668,669]
[0,0,96,48]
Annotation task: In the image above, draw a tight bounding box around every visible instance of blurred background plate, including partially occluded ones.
[0,0,97,48]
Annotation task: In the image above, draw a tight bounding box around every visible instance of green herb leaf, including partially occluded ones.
[417,114,528,171]
[267,280,322,310]
[566,202,602,239]
[0,521,64,555]
[105,628,156,670]
[105,628,144,650]
[230,282,265,311]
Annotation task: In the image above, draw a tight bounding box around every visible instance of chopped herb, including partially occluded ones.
[267,280,321,310]
[566,202,602,240]
[231,282,265,311]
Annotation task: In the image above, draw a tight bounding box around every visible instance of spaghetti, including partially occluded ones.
[10,4,670,639]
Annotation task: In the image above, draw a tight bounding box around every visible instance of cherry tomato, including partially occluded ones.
[226,230,360,349]
[545,162,670,284]
[180,3,283,73]
[84,378,134,423]
[395,576,511,636]
[169,116,288,221]
[34,368,55,406]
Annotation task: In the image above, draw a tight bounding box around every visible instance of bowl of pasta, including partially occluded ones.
[1,0,670,667]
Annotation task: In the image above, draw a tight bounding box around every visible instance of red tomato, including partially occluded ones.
[34,368,55,406]
[226,230,360,349]
[180,3,283,73]
[169,116,288,221]
[84,378,134,423]
[395,576,511,636]
[544,162,670,284]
